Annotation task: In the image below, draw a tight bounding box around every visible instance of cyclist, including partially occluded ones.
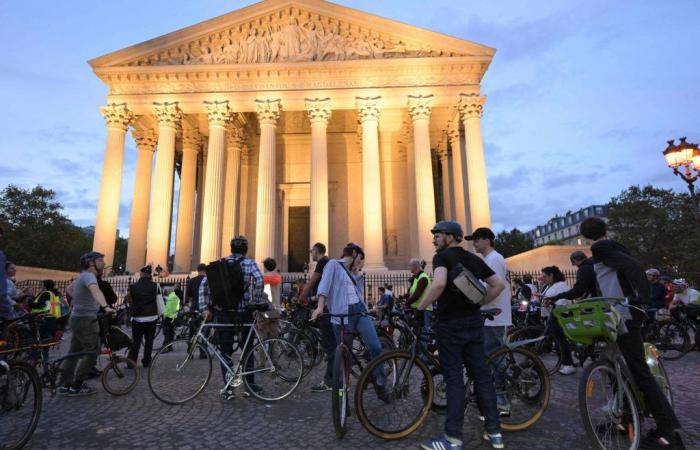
[405,258,432,332]
[126,265,159,369]
[540,266,577,375]
[198,235,264,400]
[646,269,667,319]
[580,217,684,448]
[310,242,388,400]
[417,221,506,450]
[669,278,700,322]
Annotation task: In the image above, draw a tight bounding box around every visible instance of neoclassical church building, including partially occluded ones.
[89,0,495,273]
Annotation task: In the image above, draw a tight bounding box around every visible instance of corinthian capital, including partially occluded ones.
[153,102,182,129]
[101,103,134,131]
[132,128,157,150]
[445,122,460,143]
[255,99,282,126]
[204,100,232,127]
[227,126,246,149]
[181,128,201,150]
[356,96,381,123]
[458,93,486,120]
[305,98,332,125]
[407,95,433,122]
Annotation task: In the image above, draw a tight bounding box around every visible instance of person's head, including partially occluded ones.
[408,257,422,275]
[513,277,523,287]
[672,278,689,293]
[580,217,607,241]
[42,279,55,291]
[80,251,105,275]
[230,235,249,255]
[5,262,16,277]
[310,242,326,262]
[541,266,565,285]
[386,284,392,291]
[342,242,365,272]
[378,286,385,294]
[569,251,588,268]
[660,275,672,284]
[140,265,153,278]
[197,263,207,275]
[645,268,661,283]
[523,274,533,284]
[466,227,496,255]
[430,221,463,251]
[263,257,277,272]
[174,282,181,290]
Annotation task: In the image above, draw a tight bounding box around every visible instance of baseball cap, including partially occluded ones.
[465,227,495,241]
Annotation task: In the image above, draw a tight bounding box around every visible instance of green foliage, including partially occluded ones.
[607,185,700,273]
[0,185,92,271]
[495,228,535,258]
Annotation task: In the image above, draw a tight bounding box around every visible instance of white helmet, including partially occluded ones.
[672,278,688,288]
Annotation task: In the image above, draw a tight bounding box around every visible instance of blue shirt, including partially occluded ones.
[317,259,364,324]
[198,254,264,312]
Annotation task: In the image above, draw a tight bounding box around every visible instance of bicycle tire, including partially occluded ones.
[509,326,563,375]
[148,338,212,405]
[279,329,316,378]
[0,359,42,450]
[355,350,433,440]
[579,359,641,450]
[242,338,303,402]
[656,321,690,361]
[101,355,139,396]
[332,345,351,439]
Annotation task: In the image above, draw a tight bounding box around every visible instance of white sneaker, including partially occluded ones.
[559,365,576,375]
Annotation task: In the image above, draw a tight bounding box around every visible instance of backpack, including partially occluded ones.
[205,257,245,311]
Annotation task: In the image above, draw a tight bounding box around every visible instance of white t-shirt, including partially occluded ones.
[481,250,512,327]
[540,281,570,317]
[674,288,700,305]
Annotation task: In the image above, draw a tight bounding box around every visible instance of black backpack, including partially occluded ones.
[205,257,245,311]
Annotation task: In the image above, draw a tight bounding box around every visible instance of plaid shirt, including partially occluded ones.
[198,254,264,312]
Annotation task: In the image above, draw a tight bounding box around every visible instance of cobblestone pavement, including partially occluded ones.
[24,332,700,450]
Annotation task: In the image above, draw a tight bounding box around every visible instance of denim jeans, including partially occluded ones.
[61,316,100,388]
[332,302,386,386]
[436,315,500,439]
[423,310,433,333]
[483,325,510,410]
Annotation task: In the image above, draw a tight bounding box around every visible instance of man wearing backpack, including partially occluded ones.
[198,235,264,400]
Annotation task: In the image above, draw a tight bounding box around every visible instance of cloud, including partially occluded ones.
[541,173,591,190]
[0,165,28,177]
[36,125,101,145]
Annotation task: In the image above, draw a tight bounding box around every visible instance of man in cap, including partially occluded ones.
[646,269,667,314]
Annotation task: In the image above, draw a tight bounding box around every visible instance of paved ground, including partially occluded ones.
[21,332,700,450]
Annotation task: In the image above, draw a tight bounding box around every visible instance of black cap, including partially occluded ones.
[140,265,153,274]
[465,227,495,241]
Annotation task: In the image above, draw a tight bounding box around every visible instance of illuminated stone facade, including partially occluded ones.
[89,0,495,272]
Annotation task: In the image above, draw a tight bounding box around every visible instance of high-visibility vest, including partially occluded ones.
[31,290,56,315]
[409,271,432,311]
[50,293,63,318]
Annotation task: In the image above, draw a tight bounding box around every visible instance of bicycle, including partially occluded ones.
[354,308,551,439]
[147,303,303,405]
[0,357,42,450]
[553,297,675,450]
[507,313,564,375]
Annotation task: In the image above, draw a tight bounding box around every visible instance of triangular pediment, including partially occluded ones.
[89,0,494,68]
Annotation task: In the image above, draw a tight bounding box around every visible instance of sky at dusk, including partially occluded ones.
[0,0,698,236]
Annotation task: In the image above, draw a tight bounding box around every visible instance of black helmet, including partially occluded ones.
[230,235,249,254]
[430,221,463,242]
[80,251,104,269]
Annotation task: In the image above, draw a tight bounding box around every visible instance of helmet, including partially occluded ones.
[342,242,365,259]
[80,251,104,269]
[672,278,688,288]
[645,268,660,277]
[430,221,463,242]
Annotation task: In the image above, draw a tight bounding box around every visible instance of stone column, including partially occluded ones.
[221,127,244,256]
[146,102,180,270]
[254,99,281,264]
[459,94,491,229]
[447,126,469,231]
[305,98,332,248]
[200,101,232,264]
[402,126,418,258]
[356,97,386,270]
[173,129,200,272]
[408,95,437,266]
[93,103,133,269]
[125,128,156,273]
[439,148,452,219]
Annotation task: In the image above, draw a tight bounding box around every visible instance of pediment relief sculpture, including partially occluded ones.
[126,10,459,67]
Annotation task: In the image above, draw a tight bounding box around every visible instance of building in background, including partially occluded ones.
[527,204,610,247]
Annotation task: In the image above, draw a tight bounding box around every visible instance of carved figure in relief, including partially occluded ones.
[219,39,243,64]
[301,20,324,58]
[198,46,216,64]
[320,23,344,61]
[245,27,270,63]
[278,16,303,61]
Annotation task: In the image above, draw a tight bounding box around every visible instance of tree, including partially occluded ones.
[0,185,92,271]
[494,228,535,258]
[607,185,700,274]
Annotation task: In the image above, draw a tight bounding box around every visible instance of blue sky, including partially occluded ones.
[0,0,698,235]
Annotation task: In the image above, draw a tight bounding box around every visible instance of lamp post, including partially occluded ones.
[663,137,700,222]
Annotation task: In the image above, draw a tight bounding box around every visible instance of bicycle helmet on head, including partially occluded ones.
[430,220,463,242]
[80,251,104,269]
[672,278,689,288]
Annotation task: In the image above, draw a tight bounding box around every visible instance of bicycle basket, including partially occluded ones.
[553,299,621,345]
[105,325,133,351]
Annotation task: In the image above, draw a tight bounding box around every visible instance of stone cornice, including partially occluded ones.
[458,93,486,120]
[153,102,182,129]
[100,103,134,131]
[132,128,157,149]
[407,94,433,122]
[255,99,282,125]
[204,100,232,126]
[356,96,381,123]
[304,97,332,125]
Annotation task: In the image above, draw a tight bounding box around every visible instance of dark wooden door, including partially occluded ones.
[288,206,310,272]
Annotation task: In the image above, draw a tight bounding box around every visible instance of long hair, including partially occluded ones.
[541,266,565,283]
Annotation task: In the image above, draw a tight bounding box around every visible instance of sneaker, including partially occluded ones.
[420,435,463,450]
[67,383,97,396]
[558,365,576,375]
[310,381,332,393]
[483,431,505,449]
[220,388,235,401]
[642,429,685,448]
[58,386,71,395]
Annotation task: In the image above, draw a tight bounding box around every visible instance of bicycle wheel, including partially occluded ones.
[242,338,303,402]
[279,328,316,378]
[655,321,690,361]
[485,346,550,431]
[356,350,433,440]
[332,345,351,438]
[0,360,42,450]
[148,338,212,405]
[101,355,139,396]
[509,326,562,375]
[427,368,447,413]
[579,360,641,450]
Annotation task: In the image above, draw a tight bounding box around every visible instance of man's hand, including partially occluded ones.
[311,306,324,321]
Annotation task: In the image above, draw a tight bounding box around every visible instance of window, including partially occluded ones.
[595,206,603,215]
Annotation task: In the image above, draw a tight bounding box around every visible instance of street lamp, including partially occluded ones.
[663,137,700,221]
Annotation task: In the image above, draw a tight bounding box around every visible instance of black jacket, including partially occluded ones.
[128,277,158,318]
[550,258,597,301]
[590,239,649,313]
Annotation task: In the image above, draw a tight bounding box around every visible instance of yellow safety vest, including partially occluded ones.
[50,292,62,318]
[31,290,58,316]
[409,271,432,311]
